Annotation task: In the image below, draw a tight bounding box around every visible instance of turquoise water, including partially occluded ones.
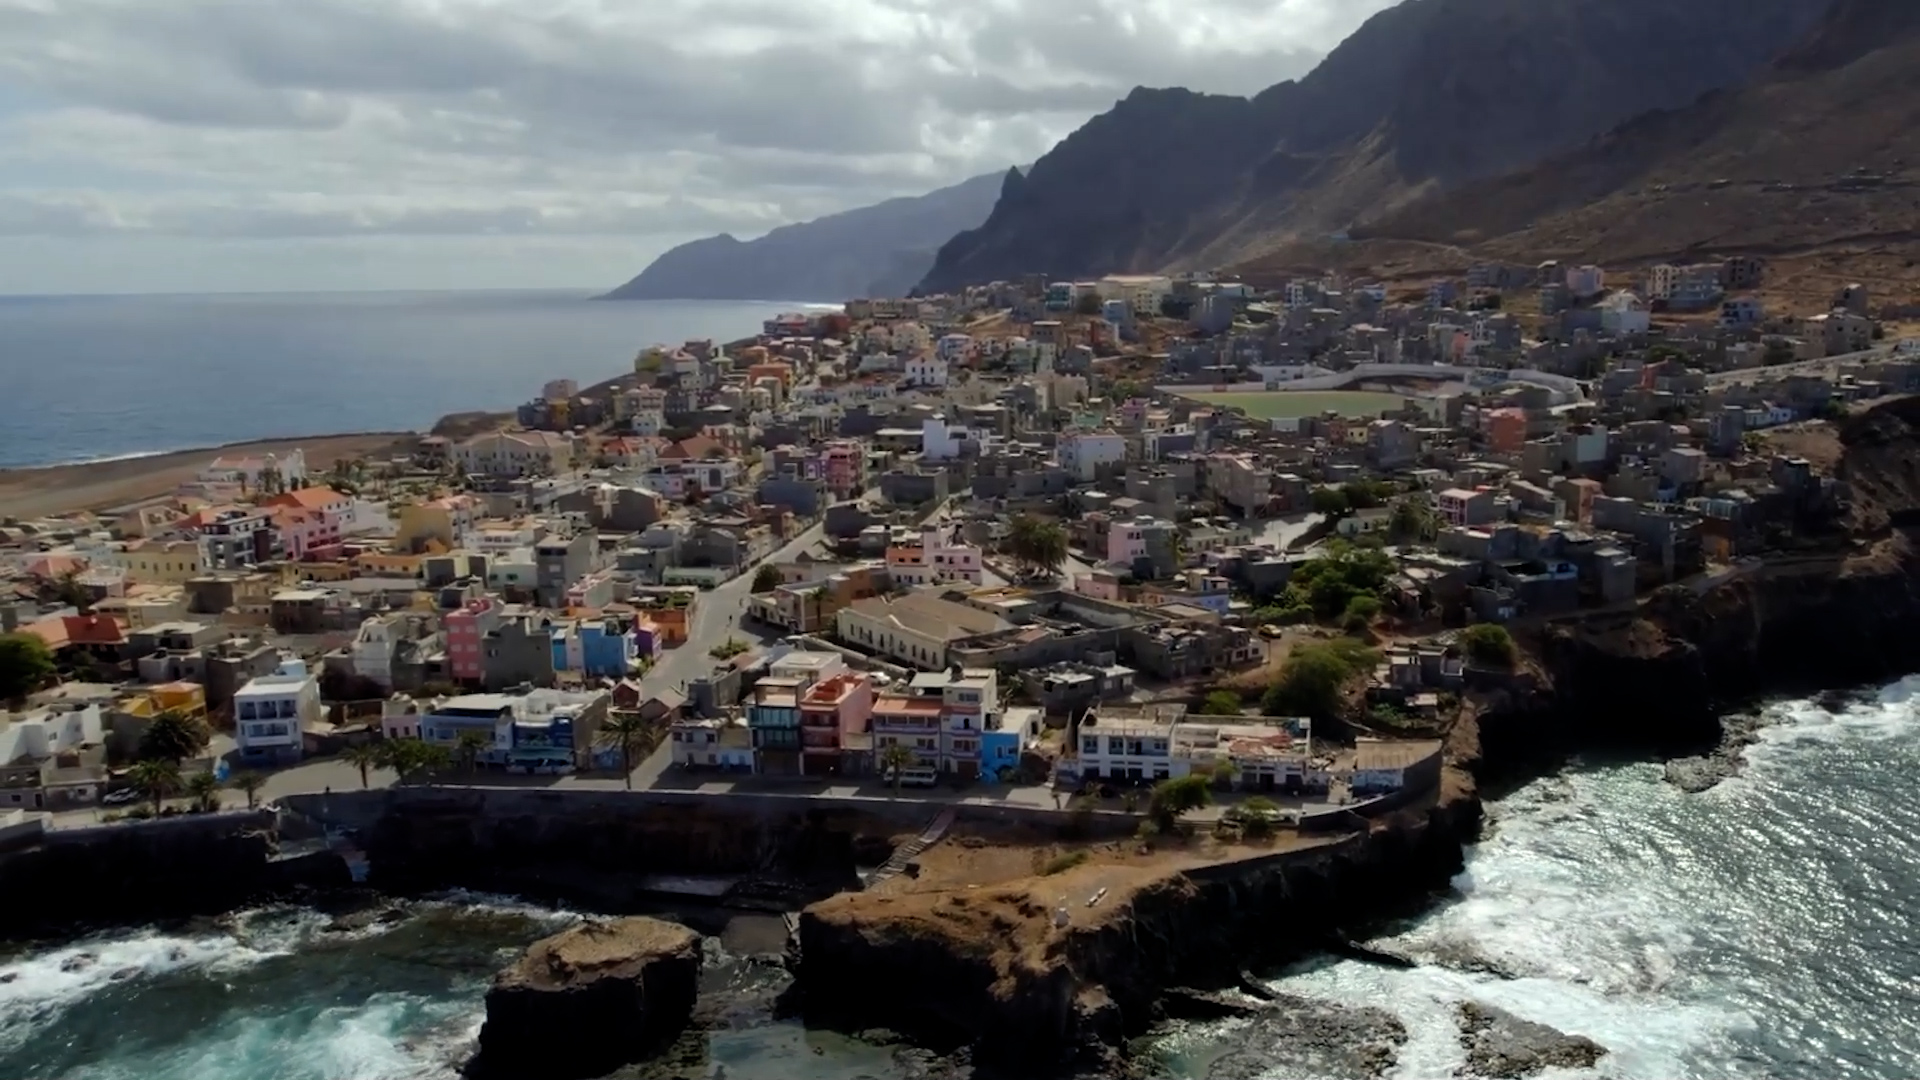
[0,292,818,467]
[8,682,1918,1079]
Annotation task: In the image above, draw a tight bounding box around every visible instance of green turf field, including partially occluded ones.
[1179,389,1411,419]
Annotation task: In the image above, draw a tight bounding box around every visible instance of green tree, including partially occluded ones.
[229,770,268,809]
[1459,623,1517,668]
[1262,638,1378,720]
[344,743,383,789]
[1344,595,1382,623]
[455,730,491,776]
[1201,690,1243,717]
[184,770,222,812]
[1006,515,1069,578]
[599,713,652,789]
[878,743,917,798]
[1310,487,1351,517]
[380,739,451,783]
[127,759,181,814]
[1388,498,1438,543]
[139,710,211,764]
[1147,774,1212,829]
[0,633,56,706]
[53,568,93,613]
[750,564,784,593]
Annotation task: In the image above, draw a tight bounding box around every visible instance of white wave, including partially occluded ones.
[1746,679,1920,766]
[0,928,289,1051]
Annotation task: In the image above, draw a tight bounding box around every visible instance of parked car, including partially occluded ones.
[102,788,140,806]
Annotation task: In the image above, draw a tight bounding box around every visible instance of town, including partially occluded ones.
[0,258,1908,841]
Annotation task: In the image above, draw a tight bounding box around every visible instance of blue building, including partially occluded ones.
[578,619,638,678]
[509,713,574,773]
[978,706,1038,783]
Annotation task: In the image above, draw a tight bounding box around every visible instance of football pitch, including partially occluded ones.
[1178,389,1411,419]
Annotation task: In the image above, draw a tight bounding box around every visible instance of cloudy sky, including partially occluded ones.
[0,0,1393,295]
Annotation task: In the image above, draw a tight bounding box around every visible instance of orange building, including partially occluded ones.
[1487,408,1529,454]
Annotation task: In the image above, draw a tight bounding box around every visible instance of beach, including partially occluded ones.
[0,432,418,520]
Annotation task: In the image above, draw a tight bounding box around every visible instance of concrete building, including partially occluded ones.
[835,591,1010,671]
[233,658,322,767]
[884,525,984,587]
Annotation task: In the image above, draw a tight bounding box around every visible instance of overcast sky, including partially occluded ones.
[0,0,1394,295]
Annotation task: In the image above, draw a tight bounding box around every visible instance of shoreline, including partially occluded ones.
[0,431,420,520]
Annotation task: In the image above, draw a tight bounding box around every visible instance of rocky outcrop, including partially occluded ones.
[792,795,1479,1070]
[1454,1001,1607,1079]
[469,917,702,1080]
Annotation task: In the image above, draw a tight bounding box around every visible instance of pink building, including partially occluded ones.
[264,487,353,559]
[798,671,875,776]
[443,597,501,684]
[819,442,866,498]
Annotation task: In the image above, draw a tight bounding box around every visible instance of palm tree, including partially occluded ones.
[599,713,652,789]
[229,770,268,809]
[878,743,917,799]
[139,709,210,765]
[343,743,382,789]
[127,760,181,814]
[456,730,491,776]
[184,770,221,813]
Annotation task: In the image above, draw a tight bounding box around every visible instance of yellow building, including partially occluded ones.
[115,539,207,585]
[395,495,475,553]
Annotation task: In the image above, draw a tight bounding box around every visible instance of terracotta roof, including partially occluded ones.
[264,487,347,512]
[664,434,722,460]
[24,555,86,580]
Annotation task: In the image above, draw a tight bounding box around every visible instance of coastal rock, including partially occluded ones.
[1200,992,1407,1080]
[469,916,702,1080]
[1453,1001,1606,1079]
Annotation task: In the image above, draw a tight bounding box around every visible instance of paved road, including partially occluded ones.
[1703,344,1897,387]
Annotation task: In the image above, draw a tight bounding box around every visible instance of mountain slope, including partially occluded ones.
[603,171,1007,302]
[916,0,1828,293]
[1352,0,1920,265]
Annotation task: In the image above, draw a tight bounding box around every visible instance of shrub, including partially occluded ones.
[1460,623,1517,668]
[1201,690,1243,716]
[1148,774,1212,828]
[1262,637,1379,720]
[1042,850,1091,875]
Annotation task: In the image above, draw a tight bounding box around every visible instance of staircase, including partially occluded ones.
[865,806,956,888]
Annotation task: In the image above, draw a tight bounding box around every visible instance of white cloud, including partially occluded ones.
[0,0,1394,292]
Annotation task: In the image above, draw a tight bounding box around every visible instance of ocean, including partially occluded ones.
[6,682,1916,1080]
[0,291,819,469]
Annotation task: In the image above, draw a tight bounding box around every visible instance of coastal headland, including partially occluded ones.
[0,432,418,520]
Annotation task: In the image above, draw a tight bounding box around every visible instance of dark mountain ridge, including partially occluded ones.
[1348,0,1920,265]
[916,0,1830,293]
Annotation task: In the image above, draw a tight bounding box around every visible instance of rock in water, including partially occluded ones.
[1453,1001,1606,1078]
[469,916,702,1080]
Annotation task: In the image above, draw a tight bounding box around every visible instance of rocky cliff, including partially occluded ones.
[794,794,1480,1070]
[603,170,1006,302]
[0,812,350,939]
[918,0,1827,292]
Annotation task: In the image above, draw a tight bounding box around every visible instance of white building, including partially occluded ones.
[1598,292,1651,336]
[904,354,949,388]
[1565,264,1605,299]
[1058,432,1127,482]
[199,449,307,490]
[234,659,322,767]
[1071,706,1316,789]
[669,714,754,771]
[349,614,403,690]
[921,417,971,461]
[935,334,974,365]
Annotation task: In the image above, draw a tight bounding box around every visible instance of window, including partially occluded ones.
[1081,736,1098,755]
